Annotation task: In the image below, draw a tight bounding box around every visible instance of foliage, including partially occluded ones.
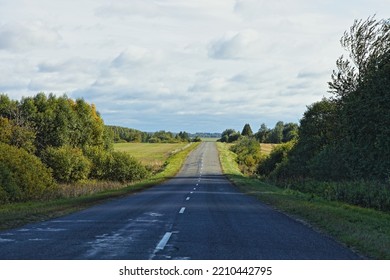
[219,129,242,143]
[0,162,19,203]
[42,146,92,183]
[0,117,36,153]
[108,151,149,182]
[192,136,202,142]
[0,143,56,202]
[255,123,270,142]
[266,121,284,143]
[329,15,390,98]
[230,138,262,174]
[257,141,295,178]
[241,124,253,137]
[0,93,112,153]
[255,122,298,144]
[83,146,112,180]
[106,125,147,143]
[278,16,390,182]
[176,131,191,142]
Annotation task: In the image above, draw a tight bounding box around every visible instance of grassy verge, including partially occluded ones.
[217,142,390,259]
[0,142,200,231]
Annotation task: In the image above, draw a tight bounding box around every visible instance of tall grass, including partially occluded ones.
[278,179,390,212]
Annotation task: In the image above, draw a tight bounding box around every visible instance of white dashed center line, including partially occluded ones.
[156,232,172,250]
[179,207,186,214]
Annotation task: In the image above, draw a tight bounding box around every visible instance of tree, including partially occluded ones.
[220,128,237,143]
[255,123,270,143]
[329,15,390,99]
[282,123,299,142]
[266,121,284,143]
[241,124,253,137]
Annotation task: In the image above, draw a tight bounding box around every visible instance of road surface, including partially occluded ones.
[0,142,360,259]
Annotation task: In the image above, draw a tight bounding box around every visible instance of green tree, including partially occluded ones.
[255,123,270,143]
[329,15,390,99]
[282,123,299,142]
[220,129,241,143]
[266,121,284,143]
[241,123,253,137]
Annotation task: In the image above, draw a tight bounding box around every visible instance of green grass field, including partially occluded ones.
[114,142,190,171]
[217,142,390,259]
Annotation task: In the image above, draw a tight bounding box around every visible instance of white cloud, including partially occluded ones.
[111,46,162,68]
[0,21,61,51]
[95,1,162,19]
[1,0,389,132]
[208,29,259,59]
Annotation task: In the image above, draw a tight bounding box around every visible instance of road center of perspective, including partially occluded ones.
[0,142,360,260]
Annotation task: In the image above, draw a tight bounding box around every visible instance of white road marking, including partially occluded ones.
[186,197,190,201]
[156,232,172,250]
[0,238,14,242]
[179,207,186,214]
[194,188,197,190]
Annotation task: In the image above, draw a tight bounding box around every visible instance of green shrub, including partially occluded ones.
[84,147,113,180]
[230,138,262,174]
[108,151,149,182]
[42,145,92,183]
[0,142,56,202]
[0,162,20,203]
[257,141,295,178]
[85,147,149,182]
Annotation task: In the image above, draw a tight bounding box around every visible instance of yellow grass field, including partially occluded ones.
[114,142,190,169]
[260,143,278,155]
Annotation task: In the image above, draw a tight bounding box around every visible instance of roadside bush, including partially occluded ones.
[257,141,295,178]
[84,146,113,180]
[231,138,262,175]
[84,147,149,182]
[42,145,92,183]
[0,162,20,203]
[108,151,149,182]
[0,142,56,202]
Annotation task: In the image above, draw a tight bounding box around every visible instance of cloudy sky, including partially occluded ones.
[1,1,389,133]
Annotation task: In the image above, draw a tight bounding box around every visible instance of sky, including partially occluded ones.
[0,0,389,133]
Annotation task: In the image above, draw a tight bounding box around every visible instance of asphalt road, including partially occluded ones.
[0,142,360,260]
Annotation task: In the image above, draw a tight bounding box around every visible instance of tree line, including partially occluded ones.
[222,16,390,211]
[220,122,298,144]
[107,125,200,143]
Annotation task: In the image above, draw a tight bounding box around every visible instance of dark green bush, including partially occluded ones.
[0,142,56,202]
[42,145,92,183]
[84,147,113,180]
[257,141,295,178]
[84,147,149,182]
[0,162,20,203]
[108,151,149,182]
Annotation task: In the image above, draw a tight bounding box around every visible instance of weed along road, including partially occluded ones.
[0,142,360,260]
